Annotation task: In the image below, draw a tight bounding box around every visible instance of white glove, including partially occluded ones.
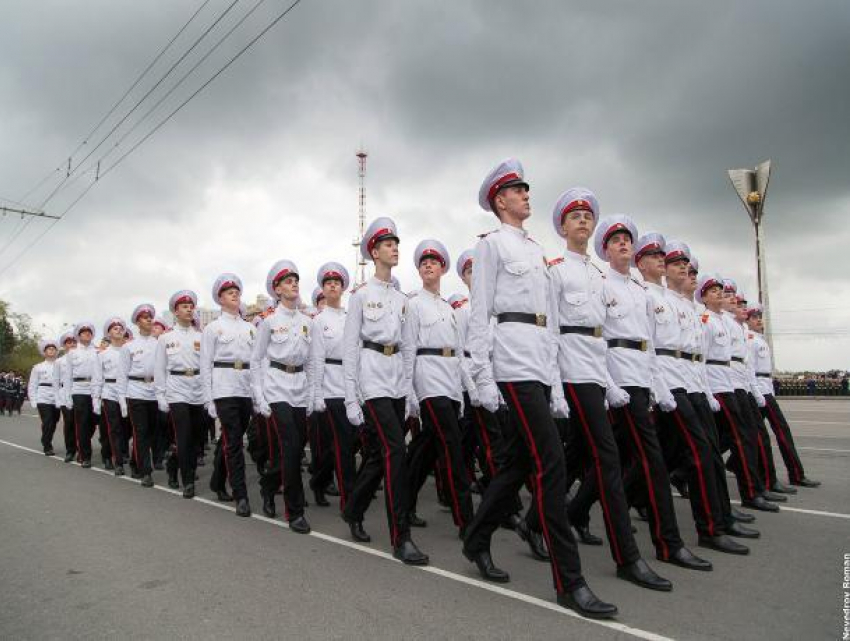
[497,387,508,409]
[458,396,465,419]
[606,386,630,408]
[709,395,721,413]
[92,400,101,415]
[755,393,766,408]
[306,397,315,417]
[658,394,677,413]
[29,401,37,411]
[157,397,169,414]
[468,386,481,408]
[478,382,500,413]
[314,397,326,414]
[64,398,73,410]
[119,397,128,418]
[345,402,364,426]
[550,396,570,419]
[206,401,218,420]
[405,393,420,420]
[257,400,271,418]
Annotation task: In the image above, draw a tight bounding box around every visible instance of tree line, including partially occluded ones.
[0,299,40,376]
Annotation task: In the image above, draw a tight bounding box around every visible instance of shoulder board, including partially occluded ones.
[630,277,647,290]
[477,228,499,239]
[590,262,605,276]
[701,313,710,324]
[350,283,366,293]
[547,257,564,267]
[528,236,540,245]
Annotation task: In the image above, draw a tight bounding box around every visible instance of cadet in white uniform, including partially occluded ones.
[54,332,77,462]
[62,321,98,468]
[29,339,60,455]
[92,317,128,475]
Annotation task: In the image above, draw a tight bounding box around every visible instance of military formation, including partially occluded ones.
[15,157,821,620]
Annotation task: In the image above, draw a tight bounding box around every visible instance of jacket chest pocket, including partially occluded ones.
[563,291,589,321]
[363,300,388,322]
[653,305,673,325]
[269,326,291,344]
[714,331,729,346]
[607,298,632,320]
[503,260,532,299]
[165,342,182,356]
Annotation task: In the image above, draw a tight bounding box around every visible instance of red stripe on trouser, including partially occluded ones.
[671,409,715,536]
[74,407,82,461]
[325,408,347,510]
[765,402,802,482]
[566,383,623,565]
[755,431,771,491]
[716,395,755,499]
[129,409,140,469]
[622,406,669,559]
[266,417,275,465]
[365,401,399,547]
[424,399,464,528]
[505,383,564,594]
[270,414,289,520]
[473,407,497,477]
[170,412,179,458]
[220,410,232,488]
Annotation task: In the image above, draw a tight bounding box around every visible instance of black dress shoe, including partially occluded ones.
[698,533,749,555]
[793,477,821,488]
[574,525,604,546]
[761,490,787,503]
[725,522,760,539]
[501,513,523,531]
[660,546,712,571]
[131,469,142,480]
[289,515,311,534]
[64,452,75,463]
[141,474,154,488]
[409,513,427,528]
[742,496,780,512]
[348,521,371,542]
[770,480,797,494]
[183,483,195,499]
[45,449,55,456]
[730,507,756,523]
[153,461,164,471]
[324,482,340,497]
[516,520,550,561]
[393,539,429,566]
[463,548,510,583]
[168,477,179,490]
[216,490,234,502]
[114,465,125,477]
[235,498,251,517]
[616,559,672,591]
[262,492,276,518]
[104,460,114,471]
[81,460,92,469]
[313,488,330,507]
[557,585,618,620]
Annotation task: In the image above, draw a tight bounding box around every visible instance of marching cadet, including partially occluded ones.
[92,317,128,475]
[119,304,159,488]
[11,374,24,415]
[250,260,314,534]
[592,216,711,571]
[28,339,60,455]
[462,158,615,619]
[548,189,674,590]
[54,332,77,462]
[403,239,475,535]
[201,273,256,517]
[699,276,778,512]
[341,216,430,565]
[746,304,820,488]
[310,262,356,510]
[155,290,205,498]
[62,321,99,468]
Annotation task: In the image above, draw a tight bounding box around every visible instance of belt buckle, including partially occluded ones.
[285,364,297,374]
[186,369,195,377]
[535,313,546,327]
[640,340,648,352]
[593,326,603,339]
[383,344,394,357]
[673,350,681,359]
[441,347,453,358]
[691,354,698,363]
[234,360,244,371]
[144,376,153,384]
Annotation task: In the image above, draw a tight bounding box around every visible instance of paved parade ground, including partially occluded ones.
[1,399,847,640]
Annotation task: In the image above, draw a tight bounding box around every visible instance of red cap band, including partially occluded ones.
[272,269,294,287]
[174,295,194,308]
[367,227,394,254]
[635,242,663,264]
[322,270,343,283]
[603,223,630,247]
[218,280,239,296]
[487,172,521,202]
[664,250,687,264]
[420,248,445,267]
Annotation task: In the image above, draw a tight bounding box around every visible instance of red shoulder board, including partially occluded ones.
[477,228,498,239]
[701,313,710,324]
[547,257,564,267]
[630,277,647,290]
[350,283,366,293]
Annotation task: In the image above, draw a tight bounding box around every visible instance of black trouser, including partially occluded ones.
[152,410,169,465]
[311,399,356,510]
[562,382,640,566]
[260,402,307,520]
[610,387,683,560]
[95,405,112,464]
[713,391,763,500]
[36,403,59,452]
[761,394,807,483]
[121,415,132,465]
[61,405,76,457]
[210,437,228,493]
[343,397,411,547]
[72,394,94,462]
[168,403,205,486]
[465,381,585,594]
[407,396,474,530]
[128,399,158,476]
[656,389,726,537]
[308,411,330,476]
[689,393,735,530]
[745,393,778,490]
[101,399,124,466]
[215,397,253,501]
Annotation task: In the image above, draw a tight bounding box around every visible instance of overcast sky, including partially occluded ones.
[1,0,848,370]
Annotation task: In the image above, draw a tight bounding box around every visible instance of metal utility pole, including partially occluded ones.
[0,206,59,220]
[352,148,368,289]
[727,159,774,362]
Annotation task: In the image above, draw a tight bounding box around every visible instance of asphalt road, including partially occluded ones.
[1,398,847,640]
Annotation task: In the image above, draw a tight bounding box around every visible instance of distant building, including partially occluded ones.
[197,307,220,328]
[246,294,272,320]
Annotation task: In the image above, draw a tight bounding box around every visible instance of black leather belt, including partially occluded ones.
[104,378,116,383]
[325,358,343,366]
[213,360,249,370]
[38,383,52,387]
[496,312,547,327]
[706,359,730,367]
[362,341,399,356]
[169,369,197,377]
[559,325,603,338]
[656,348,681,358]
[129,375,153,383]
[270,361,303,374]
[416,347,456,357]
[606,338,648,352]
[463,351,471,358]
[681,351,702,363]
[756,372,771,378]
[72,377,91,382]
[731,356,745,364]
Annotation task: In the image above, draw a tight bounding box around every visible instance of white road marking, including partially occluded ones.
[796,446,850,454]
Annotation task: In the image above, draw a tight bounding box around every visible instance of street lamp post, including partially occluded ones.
[727,160,774,365]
